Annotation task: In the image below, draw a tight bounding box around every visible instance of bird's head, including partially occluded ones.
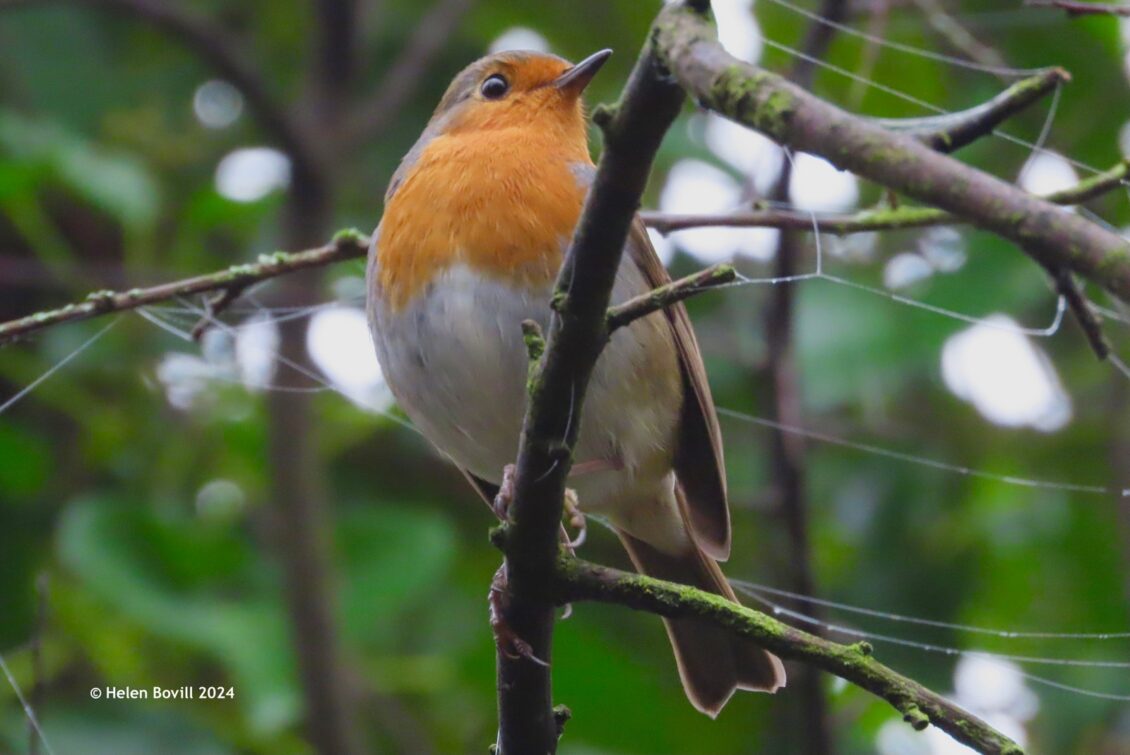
[427,49,612,139]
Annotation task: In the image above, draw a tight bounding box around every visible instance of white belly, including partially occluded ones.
[369,259,685,518]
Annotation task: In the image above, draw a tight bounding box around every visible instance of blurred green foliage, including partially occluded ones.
[1,1,1129,754]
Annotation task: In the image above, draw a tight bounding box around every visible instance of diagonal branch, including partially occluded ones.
[0,231,369,344]
[553,557,1023,755]
[605,263,735,332]
[654,2,1130,304]
[1052,268,1111,358]
[346,0,476,144]
[913,0,1010,75]
[871,67,1069,153]
[1025,0,1130,16]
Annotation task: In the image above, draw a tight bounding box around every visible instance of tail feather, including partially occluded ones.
[617,531,785,717]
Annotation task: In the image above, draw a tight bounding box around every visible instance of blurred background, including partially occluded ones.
[1,0,1129,753]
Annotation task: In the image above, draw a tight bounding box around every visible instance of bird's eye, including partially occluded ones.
[480,74,509,100]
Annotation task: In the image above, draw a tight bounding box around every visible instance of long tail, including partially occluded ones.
[617,531,786,717]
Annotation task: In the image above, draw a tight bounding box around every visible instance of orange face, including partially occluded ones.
[440,55,588,140]
[375,52,611,312]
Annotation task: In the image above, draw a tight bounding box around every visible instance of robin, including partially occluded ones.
[366,48,785,716]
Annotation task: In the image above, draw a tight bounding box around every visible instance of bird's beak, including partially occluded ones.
[554,49,613,97]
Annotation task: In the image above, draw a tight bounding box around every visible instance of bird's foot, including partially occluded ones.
[562,488,587,551]
[557,489,585,621]
[488,564,549,667]
[492,463,517,521]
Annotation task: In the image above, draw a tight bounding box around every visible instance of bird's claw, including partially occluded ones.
[562,488,587,550]
[492,464,517,521]
[488,564,549,667]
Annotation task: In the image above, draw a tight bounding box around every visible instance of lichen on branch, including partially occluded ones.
[553,557,1025,755]
[653,2,1130,304]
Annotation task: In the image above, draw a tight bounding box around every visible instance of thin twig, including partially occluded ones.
[554,557,1024,755]
[914,0,1010,76]
[346,0,476,144]
[605,264,735,331]
[0,231,369,344]
[1052,269,1111,359]
[189,283,250,341]
[871,67,1069,153]
[642,158,1130,235]
[847,0,890,108]
[1025,0,1130,16]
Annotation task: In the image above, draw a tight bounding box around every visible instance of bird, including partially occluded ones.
[366,48,785,716]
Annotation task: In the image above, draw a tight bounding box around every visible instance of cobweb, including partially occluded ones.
[3,0,1130,749]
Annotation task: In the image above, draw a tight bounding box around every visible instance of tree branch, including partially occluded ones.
[654,2,1130,304]
[492,40,687,754]
[311,0,358,111]
[913,0,1010,76]
[871,67,1068,153]
[0,231,369,344]
[1025,0,1130,16]
[1052,268,1111,359]
[770,1,848,750]
[553,557,1024,755]
[346,0,476,144]
[302,0,361,147]
[0,237,729,345]
[641,157,1130,235]
[605,263,735,332]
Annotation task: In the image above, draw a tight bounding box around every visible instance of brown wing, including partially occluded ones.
[625,220,731,561]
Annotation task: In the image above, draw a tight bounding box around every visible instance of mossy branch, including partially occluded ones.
[0,230,370,344]
[871,67,1069,153]
[654,2,1130,304]
[605,263,736,332]
[642,159,1130,236]
[553,557,1024,755]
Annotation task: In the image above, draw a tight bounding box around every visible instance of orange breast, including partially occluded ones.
[376,128,590,312]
